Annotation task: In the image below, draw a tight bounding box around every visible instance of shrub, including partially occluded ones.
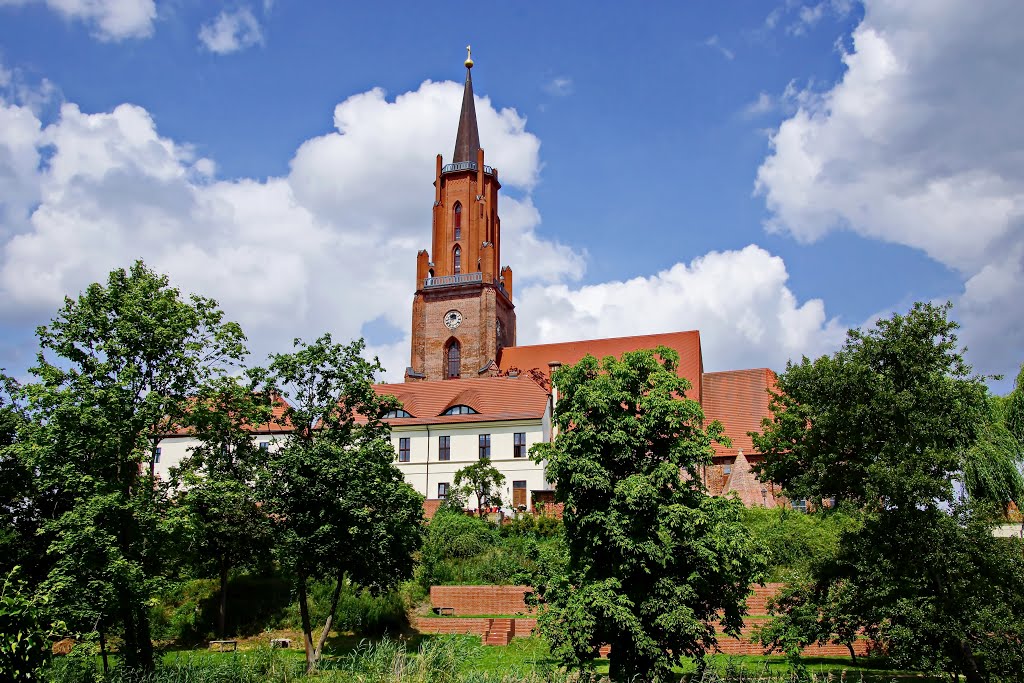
[1,567,59,682]
[741,505,857,580]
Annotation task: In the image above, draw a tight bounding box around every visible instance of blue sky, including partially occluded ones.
[0,0,1020,391]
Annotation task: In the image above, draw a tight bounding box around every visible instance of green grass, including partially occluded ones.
[44,635,947,682]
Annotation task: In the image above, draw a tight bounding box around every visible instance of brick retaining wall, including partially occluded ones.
[411,616,538,637]
[428,583,784,618]
[429,585,535,615]
[417,583,871,658]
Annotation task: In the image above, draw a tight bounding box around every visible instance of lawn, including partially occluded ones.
[46,634,942,679]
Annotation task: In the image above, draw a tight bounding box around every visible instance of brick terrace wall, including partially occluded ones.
[410,616,538,637]
[713,627,870,657]
[430,585,535,615]
[418,583,871,657]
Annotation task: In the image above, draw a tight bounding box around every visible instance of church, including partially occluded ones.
[153,54,784,514]
[373,53,783,515]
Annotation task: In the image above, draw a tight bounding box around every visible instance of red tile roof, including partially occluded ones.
[701,369,777,457]
[372,375,549,426]
[162,393,294,436]
[497,331,704,401]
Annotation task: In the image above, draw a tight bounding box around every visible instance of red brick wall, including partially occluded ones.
[418,583,872,658]
[410,616,538,637]
[429,585,535,615]
[422,499,443,519]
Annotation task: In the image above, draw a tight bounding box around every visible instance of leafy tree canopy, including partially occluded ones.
[753,303,1024,682]
[531,347,765,682]
[9,261,248,670]
[453,459,506,515]
[753,302,989,510]
[258,335,423,671]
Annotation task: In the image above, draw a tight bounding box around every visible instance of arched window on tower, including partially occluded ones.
[453,246,461,274]
[453,202,462,240]
[445,339,461,379]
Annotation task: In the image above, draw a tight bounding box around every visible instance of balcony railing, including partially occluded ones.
[423,272,483,288]
[422,273,511,301]
[441,161,495,176]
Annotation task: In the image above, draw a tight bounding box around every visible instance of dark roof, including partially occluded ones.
[371,375,548,426]
[453,67,481,163]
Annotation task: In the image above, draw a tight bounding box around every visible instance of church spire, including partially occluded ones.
[452,46,481,163]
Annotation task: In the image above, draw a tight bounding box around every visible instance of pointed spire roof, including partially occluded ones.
[453,48,481,163]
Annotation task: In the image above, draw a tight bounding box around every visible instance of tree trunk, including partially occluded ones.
[312,572,345,666]
[218,555,229,638]
[99,627,109,673]
[846,641,857,664]
[135,603,155,671]
[120,601,139,669]
[296,571,316,673]
[959,639,984,683]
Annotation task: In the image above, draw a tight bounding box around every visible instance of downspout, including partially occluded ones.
[425,424,431,500]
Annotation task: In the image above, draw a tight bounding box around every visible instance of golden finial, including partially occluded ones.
[465,45,474,69]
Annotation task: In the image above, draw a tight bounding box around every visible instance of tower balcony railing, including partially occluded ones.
[423,272,483,288]
[422,272,511,301]
[441,161,495,176]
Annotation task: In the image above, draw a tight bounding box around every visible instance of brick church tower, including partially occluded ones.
[406,50,516,382]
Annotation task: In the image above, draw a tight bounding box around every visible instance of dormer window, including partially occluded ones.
[384,409,414,418]
[453,202,462,240]
[442,404,477,415]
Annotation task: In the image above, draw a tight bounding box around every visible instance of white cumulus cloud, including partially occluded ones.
[0,0,156,41]
[517,245,845,373]
[0,79,577,380]
[198,7,264,55]
[755,0,1024,380]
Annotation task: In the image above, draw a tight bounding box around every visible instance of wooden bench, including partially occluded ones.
[435,606,455,616]
[209,640,237,652]
[270,638,292,649]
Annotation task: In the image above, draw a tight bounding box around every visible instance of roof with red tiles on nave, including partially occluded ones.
[372,375,549,426]
[497,330,704,401]
[162,393,294,437]
[701,368,777,458]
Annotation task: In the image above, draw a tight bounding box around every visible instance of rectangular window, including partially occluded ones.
[154,447,161,463]
[722,464,732,475]
[793,499,808,514]
[438,482,449,500]
[478,433,491,459]
[513,432,526,458]
[438,435,450,461]
[398,437,411,462]
[512,480,527,508]
[259,442,269,451]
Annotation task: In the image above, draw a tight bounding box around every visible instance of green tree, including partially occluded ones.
[531,347,765,682]
[0,567,62,682]
[453,460,506,516]
[259,335,423,672]
[962,394,1024,515]
[753,302,1023,682]
[170,375,275,638]
[10,261,247,670]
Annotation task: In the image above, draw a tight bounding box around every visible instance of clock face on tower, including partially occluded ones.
[443,309,463,330]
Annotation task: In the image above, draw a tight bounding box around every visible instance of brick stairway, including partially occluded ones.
[482,618,515,646]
